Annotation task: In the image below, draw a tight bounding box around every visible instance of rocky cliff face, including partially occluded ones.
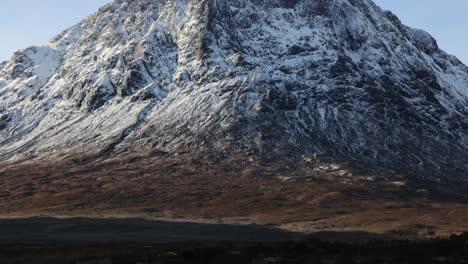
[0,0,467,180]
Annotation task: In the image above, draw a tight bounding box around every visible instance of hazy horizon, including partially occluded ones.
[0,0,467,65]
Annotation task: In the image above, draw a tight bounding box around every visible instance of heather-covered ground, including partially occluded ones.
[2,154,468,237]
[2,156,468,263]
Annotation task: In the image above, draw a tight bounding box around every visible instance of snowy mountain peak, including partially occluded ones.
[0,0,467,180]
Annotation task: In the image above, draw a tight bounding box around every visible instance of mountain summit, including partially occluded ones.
[0,0,467,180]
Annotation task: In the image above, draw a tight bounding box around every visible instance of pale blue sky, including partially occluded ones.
[0,0,111,61]
[0,0,467,65]
[375,0,468,65]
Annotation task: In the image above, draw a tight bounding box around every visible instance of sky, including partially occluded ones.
[0,0,467,65]
[0,0,112,62]
[374,0,468,65]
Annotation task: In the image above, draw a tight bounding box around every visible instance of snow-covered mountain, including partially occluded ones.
[0,0,467,179]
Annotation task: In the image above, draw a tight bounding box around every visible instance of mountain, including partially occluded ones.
[0,0,467,181]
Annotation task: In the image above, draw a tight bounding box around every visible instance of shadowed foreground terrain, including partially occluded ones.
[0,217,303,243]
[1,217,468,264]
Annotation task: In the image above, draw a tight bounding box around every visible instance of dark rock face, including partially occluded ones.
[0,0,467,180]
[0,114,9,130]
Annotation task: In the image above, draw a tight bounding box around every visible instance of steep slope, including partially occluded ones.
[0,0,467,180]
